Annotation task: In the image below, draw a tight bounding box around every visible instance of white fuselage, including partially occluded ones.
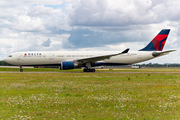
[4,51,155,66]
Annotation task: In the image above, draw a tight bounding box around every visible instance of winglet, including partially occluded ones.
[122,48,130,53]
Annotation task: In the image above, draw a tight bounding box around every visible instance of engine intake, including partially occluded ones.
[60,61,78,70]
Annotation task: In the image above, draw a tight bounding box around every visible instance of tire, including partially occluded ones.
[83,69,87,72]
[91,69,95,72]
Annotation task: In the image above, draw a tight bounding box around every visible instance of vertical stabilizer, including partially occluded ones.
[139,29,170,51]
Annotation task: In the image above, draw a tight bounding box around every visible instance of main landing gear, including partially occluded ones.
[83,62,96,72]
[20,66,23,72]
[83,68,96,72]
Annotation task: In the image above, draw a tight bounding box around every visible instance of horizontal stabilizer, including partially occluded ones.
[152,50,176,57]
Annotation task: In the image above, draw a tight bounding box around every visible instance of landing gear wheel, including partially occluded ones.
[20,66,23,72]
[83,69,87,72]
[83,68,96,72]
[91,69,95,72]
[20,69,23,72]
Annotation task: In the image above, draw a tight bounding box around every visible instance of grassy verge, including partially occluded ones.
[0,69,180,119]
[0,67,180,72]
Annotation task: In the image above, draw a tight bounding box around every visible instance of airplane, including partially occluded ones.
[4,29,175,72]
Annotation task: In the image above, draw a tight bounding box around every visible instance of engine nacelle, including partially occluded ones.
[60,61,78,70]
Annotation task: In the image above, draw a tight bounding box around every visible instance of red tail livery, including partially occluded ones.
[140,29,170,51]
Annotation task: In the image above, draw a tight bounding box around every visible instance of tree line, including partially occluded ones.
[136,63,180,67]
[0,61,13,66]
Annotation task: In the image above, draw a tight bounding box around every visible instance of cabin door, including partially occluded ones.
[137,52,141,60]
[17,54,22,60]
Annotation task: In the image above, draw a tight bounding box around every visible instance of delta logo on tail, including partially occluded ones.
[139,29,170,51]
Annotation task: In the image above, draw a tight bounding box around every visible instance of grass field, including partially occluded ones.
[0,68,180,119]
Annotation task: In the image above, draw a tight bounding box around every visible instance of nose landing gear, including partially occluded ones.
[20,66,23,72]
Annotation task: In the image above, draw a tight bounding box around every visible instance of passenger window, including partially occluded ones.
[57,55,65,57]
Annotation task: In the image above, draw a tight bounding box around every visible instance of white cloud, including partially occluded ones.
[69,0,180,28]
[106,44,127,50]
[69,0,157,26]
[16,17,48,32]
[28,5,62,16]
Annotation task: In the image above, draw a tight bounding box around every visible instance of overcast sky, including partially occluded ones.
[0,0,180,64]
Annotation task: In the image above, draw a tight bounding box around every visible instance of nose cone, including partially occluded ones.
[4,54,13,64]
[4,57,11,64]
[4,57,8,63]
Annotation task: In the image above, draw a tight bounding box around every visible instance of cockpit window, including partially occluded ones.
[8,55,12,57]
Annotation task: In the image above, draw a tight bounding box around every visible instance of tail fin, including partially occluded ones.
[139,29,170,51]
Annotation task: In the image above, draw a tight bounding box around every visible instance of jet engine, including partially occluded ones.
[60,61,78,70]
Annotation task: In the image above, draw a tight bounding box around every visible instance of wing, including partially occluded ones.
[66,48,129,64]
[152,50,176,57]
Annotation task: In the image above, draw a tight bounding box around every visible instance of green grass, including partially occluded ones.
[0,68,180,119]
[1,67,180,72]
